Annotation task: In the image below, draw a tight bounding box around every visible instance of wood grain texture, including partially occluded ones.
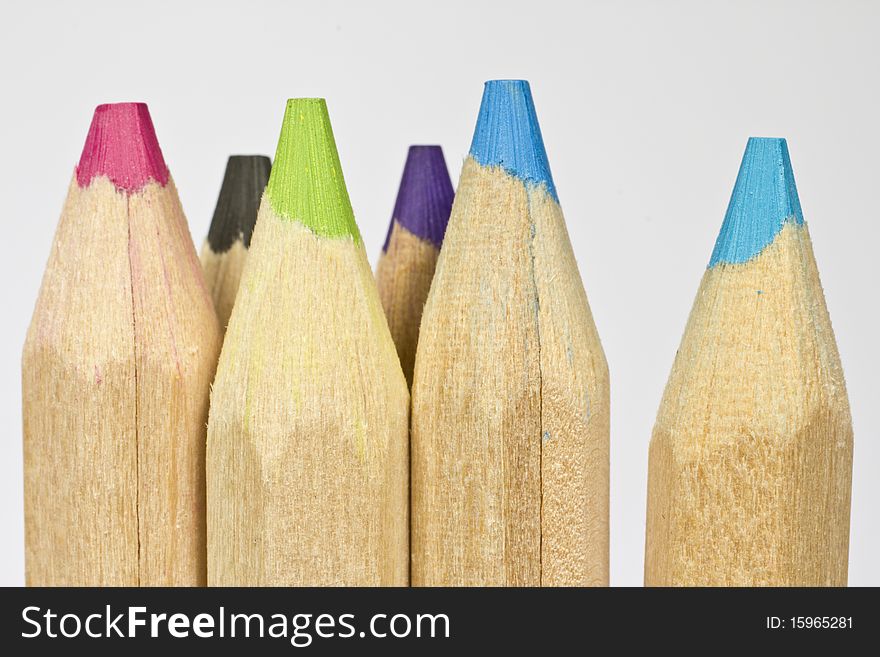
[201,240,246,335]
[23,177,220,586]
[644,223,853,586]
[207,202,409,586]
[411,159,609,586]
[375,223,439,386]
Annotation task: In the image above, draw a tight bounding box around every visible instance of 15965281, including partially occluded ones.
[766,616,853,630]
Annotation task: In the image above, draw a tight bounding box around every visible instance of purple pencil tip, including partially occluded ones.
[382,145,454,251]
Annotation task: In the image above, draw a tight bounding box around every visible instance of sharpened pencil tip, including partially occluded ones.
[207,155,272,253]
[383,146,454,251]
[469,80,557,202]
[709,137,804,267]
[76,103,169,193]
[266,99,360,241]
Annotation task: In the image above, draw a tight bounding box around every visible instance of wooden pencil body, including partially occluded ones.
[375,223,439,386]
[201,155,270,334]
[411,160,609,585]
[201,239,246,332]
[374,145,452,386]
[207,203,409,586]
[24,178,220,586]
[645,223,853,585]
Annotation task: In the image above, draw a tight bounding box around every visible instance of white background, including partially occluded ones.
[0,0,877,586]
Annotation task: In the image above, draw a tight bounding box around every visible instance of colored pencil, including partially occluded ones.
[206,99,409,586]
[201,155,271,333]
[411,80,610,586]
[644,137,853,586]
[23,103,221,586]
[375,145,454,385]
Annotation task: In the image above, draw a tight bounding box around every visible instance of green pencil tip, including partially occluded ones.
[266,98,360,241]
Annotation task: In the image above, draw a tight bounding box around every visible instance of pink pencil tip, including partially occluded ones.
[76,103,170,192]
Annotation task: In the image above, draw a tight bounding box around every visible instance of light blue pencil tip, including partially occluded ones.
[469,80,558,202]
[709,137,804,267]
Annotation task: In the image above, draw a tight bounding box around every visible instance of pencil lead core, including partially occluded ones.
[709,137,804,267]
[207,155,271,252]
[469,80,558,202]
[266,99,360,241]
[76,103,169,193]
[383,145,454,251]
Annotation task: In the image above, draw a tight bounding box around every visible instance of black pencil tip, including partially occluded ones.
[206,155,272,252]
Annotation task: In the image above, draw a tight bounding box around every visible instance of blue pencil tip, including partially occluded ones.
[469,80,558,202]
[709,137,804,267]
